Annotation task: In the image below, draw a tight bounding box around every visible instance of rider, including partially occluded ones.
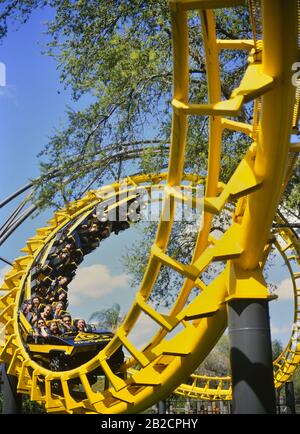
[32,319,50,341]
[48,321,61,336]
[76,318,90,333]
[53,301,65,319]
[60,314,77,334]
[40,304,54,322]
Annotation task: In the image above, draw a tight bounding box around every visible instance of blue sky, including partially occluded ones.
[0,6,140,316]
[0,6,296,351]
[0,6,69,262]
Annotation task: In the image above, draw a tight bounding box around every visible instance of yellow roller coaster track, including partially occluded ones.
[0,0,299,413]
[175,214,300,400]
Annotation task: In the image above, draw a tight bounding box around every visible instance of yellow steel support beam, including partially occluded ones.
[169,0,246,11]
[290,142,300,152]
[217,39,256,50]
[176,215,300,400]
[237,0,298,270]
[0,0,299,414]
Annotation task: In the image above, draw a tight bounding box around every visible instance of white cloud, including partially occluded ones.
[0,84,17,99]
[274,278,294,300]
[128,313,161,350]
[0,266,11,298]
[0,265,10,287]
[68,264,128,306]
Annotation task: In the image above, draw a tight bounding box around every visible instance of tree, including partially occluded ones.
[195,337,286,378]
[293,367,300,401]
[88,302,124,331]
[0,392,45,414]
[272,339,284,361]
[0,1,258,210]
[197,335,231,377]
[21,396,46,414]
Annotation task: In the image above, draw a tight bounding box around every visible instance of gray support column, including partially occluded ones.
[228,299,276,414]
[2,366,22,414]
[158,400,167,414]
[277,389,281,414]
[285,382,296,414]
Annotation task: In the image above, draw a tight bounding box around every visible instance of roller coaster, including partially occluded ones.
[0,0,300,414]
[175,214,300,401]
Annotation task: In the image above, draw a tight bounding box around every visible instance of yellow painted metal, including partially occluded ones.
[221,118,254,137]
[27,344,74,355]
[197,9,222,255]
[169,0,246,11]
[231,64,274,102]
[237,0,298,270]
[172,64,274,117]
[172,96,244,116]
[290,143,300,152]
[176,215,300,400]
[217,39,256,50]
[176,374,232,400]
[0,0,299,414]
